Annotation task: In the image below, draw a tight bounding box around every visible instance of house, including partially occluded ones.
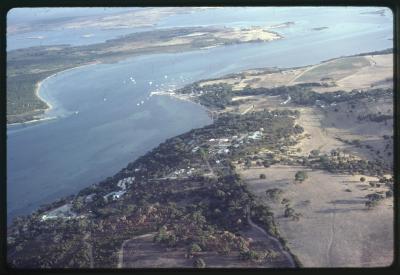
[112,191,126,199]
[249,131,262,140]
[85,193,95,203]
[41,214,58,221]
[173,168,186,175]
[103,190,127,202]
[281,95,291,105]
[40,204,76,221]
[315,100,327,108]
[117,177,135,190]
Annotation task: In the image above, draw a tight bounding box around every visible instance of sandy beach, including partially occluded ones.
[10,61,102,126]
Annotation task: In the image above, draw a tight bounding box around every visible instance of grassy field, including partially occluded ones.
[239,165,393,267]
[294,56,371,83]
[199,53,393,93]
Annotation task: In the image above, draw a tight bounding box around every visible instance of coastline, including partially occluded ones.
[34,76,53,113]
[7,25,288,125]
[7,116,58,128]
[8,61,102,127]
[150,91,217,121]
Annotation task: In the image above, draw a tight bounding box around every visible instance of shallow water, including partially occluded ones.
[7,7,392,50]
[7,7,393,223]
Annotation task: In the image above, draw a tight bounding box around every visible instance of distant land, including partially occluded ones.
[7,7,214,35]
[7,26,282,124]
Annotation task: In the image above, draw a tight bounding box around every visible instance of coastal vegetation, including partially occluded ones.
[176,78,392,113]
[8,105,303,268]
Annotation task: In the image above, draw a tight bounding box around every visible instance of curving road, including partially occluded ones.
[118,233,155,268]
[246,205,297,268]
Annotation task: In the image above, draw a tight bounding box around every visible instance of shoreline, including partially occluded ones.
[7,116,58,128]
[8,61,102,127]
[150,91,217,121]
[8,39,390,126]
[7,25,286,125]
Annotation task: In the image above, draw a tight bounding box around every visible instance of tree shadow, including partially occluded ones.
[315,207,366,214]
[329,199,366,205]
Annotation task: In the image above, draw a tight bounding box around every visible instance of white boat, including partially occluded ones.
[75,111,79,115]
[164,75,168,79]
[103,98,107,101]
[148,81,153,86]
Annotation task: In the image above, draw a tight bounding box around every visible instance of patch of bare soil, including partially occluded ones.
[296,54,393,92]
[291,107,346,156]
[216,27,282,42]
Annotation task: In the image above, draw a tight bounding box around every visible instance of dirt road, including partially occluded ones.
[246,206,297,268]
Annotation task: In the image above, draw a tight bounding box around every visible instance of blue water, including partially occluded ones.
[7,7,150,50]
[7,7,392,50]
[7,7,393,223]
